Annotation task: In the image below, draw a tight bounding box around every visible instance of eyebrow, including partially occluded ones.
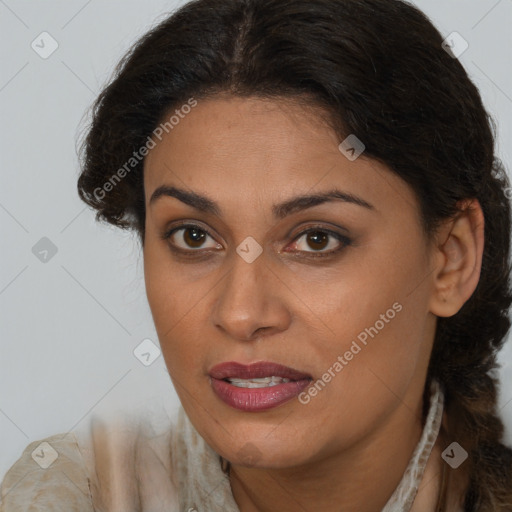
[149,185,375,219]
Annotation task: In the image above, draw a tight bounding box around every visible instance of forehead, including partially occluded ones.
[143,95,417,221]
[144,96,338,180]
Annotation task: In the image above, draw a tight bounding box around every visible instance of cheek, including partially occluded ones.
[144,246,185,358]
[144,241,197,331]
[143,249,217,389]
[300,274,424,392]
[296,236,431,404]
[292,234,428,346]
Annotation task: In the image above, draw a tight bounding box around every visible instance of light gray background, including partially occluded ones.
[1,0,511,480]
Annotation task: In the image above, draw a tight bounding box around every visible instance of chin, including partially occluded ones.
[218,431,314,470]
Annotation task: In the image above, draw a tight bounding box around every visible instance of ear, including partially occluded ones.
[428,199,485,317]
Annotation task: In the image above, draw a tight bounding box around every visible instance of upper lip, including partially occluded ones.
[209,361,312,381]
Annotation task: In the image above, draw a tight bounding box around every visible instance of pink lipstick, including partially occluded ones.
[209,361,312,412]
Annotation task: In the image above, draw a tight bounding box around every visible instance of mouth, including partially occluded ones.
[209,361,313,411]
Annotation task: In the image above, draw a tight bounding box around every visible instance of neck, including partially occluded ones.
[229,392,427,512]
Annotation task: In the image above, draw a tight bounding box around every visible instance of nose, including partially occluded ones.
[211,250,292,342]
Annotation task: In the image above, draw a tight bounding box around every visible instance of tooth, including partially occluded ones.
[227,376,291,388]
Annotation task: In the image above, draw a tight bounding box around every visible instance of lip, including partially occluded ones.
[209,361,312,412]
[209,361,312,381]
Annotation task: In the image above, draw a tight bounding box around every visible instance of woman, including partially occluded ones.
[1,0,511,510]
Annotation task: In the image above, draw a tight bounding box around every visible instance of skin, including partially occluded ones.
[142,94,484,512]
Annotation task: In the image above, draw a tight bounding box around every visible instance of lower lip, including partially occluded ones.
[210,378,312,412]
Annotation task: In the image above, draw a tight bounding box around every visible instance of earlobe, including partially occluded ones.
[429,199,485,318]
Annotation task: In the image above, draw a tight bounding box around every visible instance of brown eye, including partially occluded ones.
[292,228,349,256]
[304,231,329,251]
[182,227,207,248]
[163,224,221,251]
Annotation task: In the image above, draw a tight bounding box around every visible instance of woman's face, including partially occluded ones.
[143,95,439,468]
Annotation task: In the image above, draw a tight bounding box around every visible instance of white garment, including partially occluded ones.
[0,380,445,511]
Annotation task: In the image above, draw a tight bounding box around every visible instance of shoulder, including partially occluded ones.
[0,432,94,511]
[0,408,205,511]
[73,412,180,510]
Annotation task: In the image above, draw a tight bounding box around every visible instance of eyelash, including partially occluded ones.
[161,222,352,260]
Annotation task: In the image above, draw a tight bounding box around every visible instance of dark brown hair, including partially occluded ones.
[77,0,512,509]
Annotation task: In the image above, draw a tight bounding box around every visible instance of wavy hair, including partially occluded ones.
[76,0,512,509]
